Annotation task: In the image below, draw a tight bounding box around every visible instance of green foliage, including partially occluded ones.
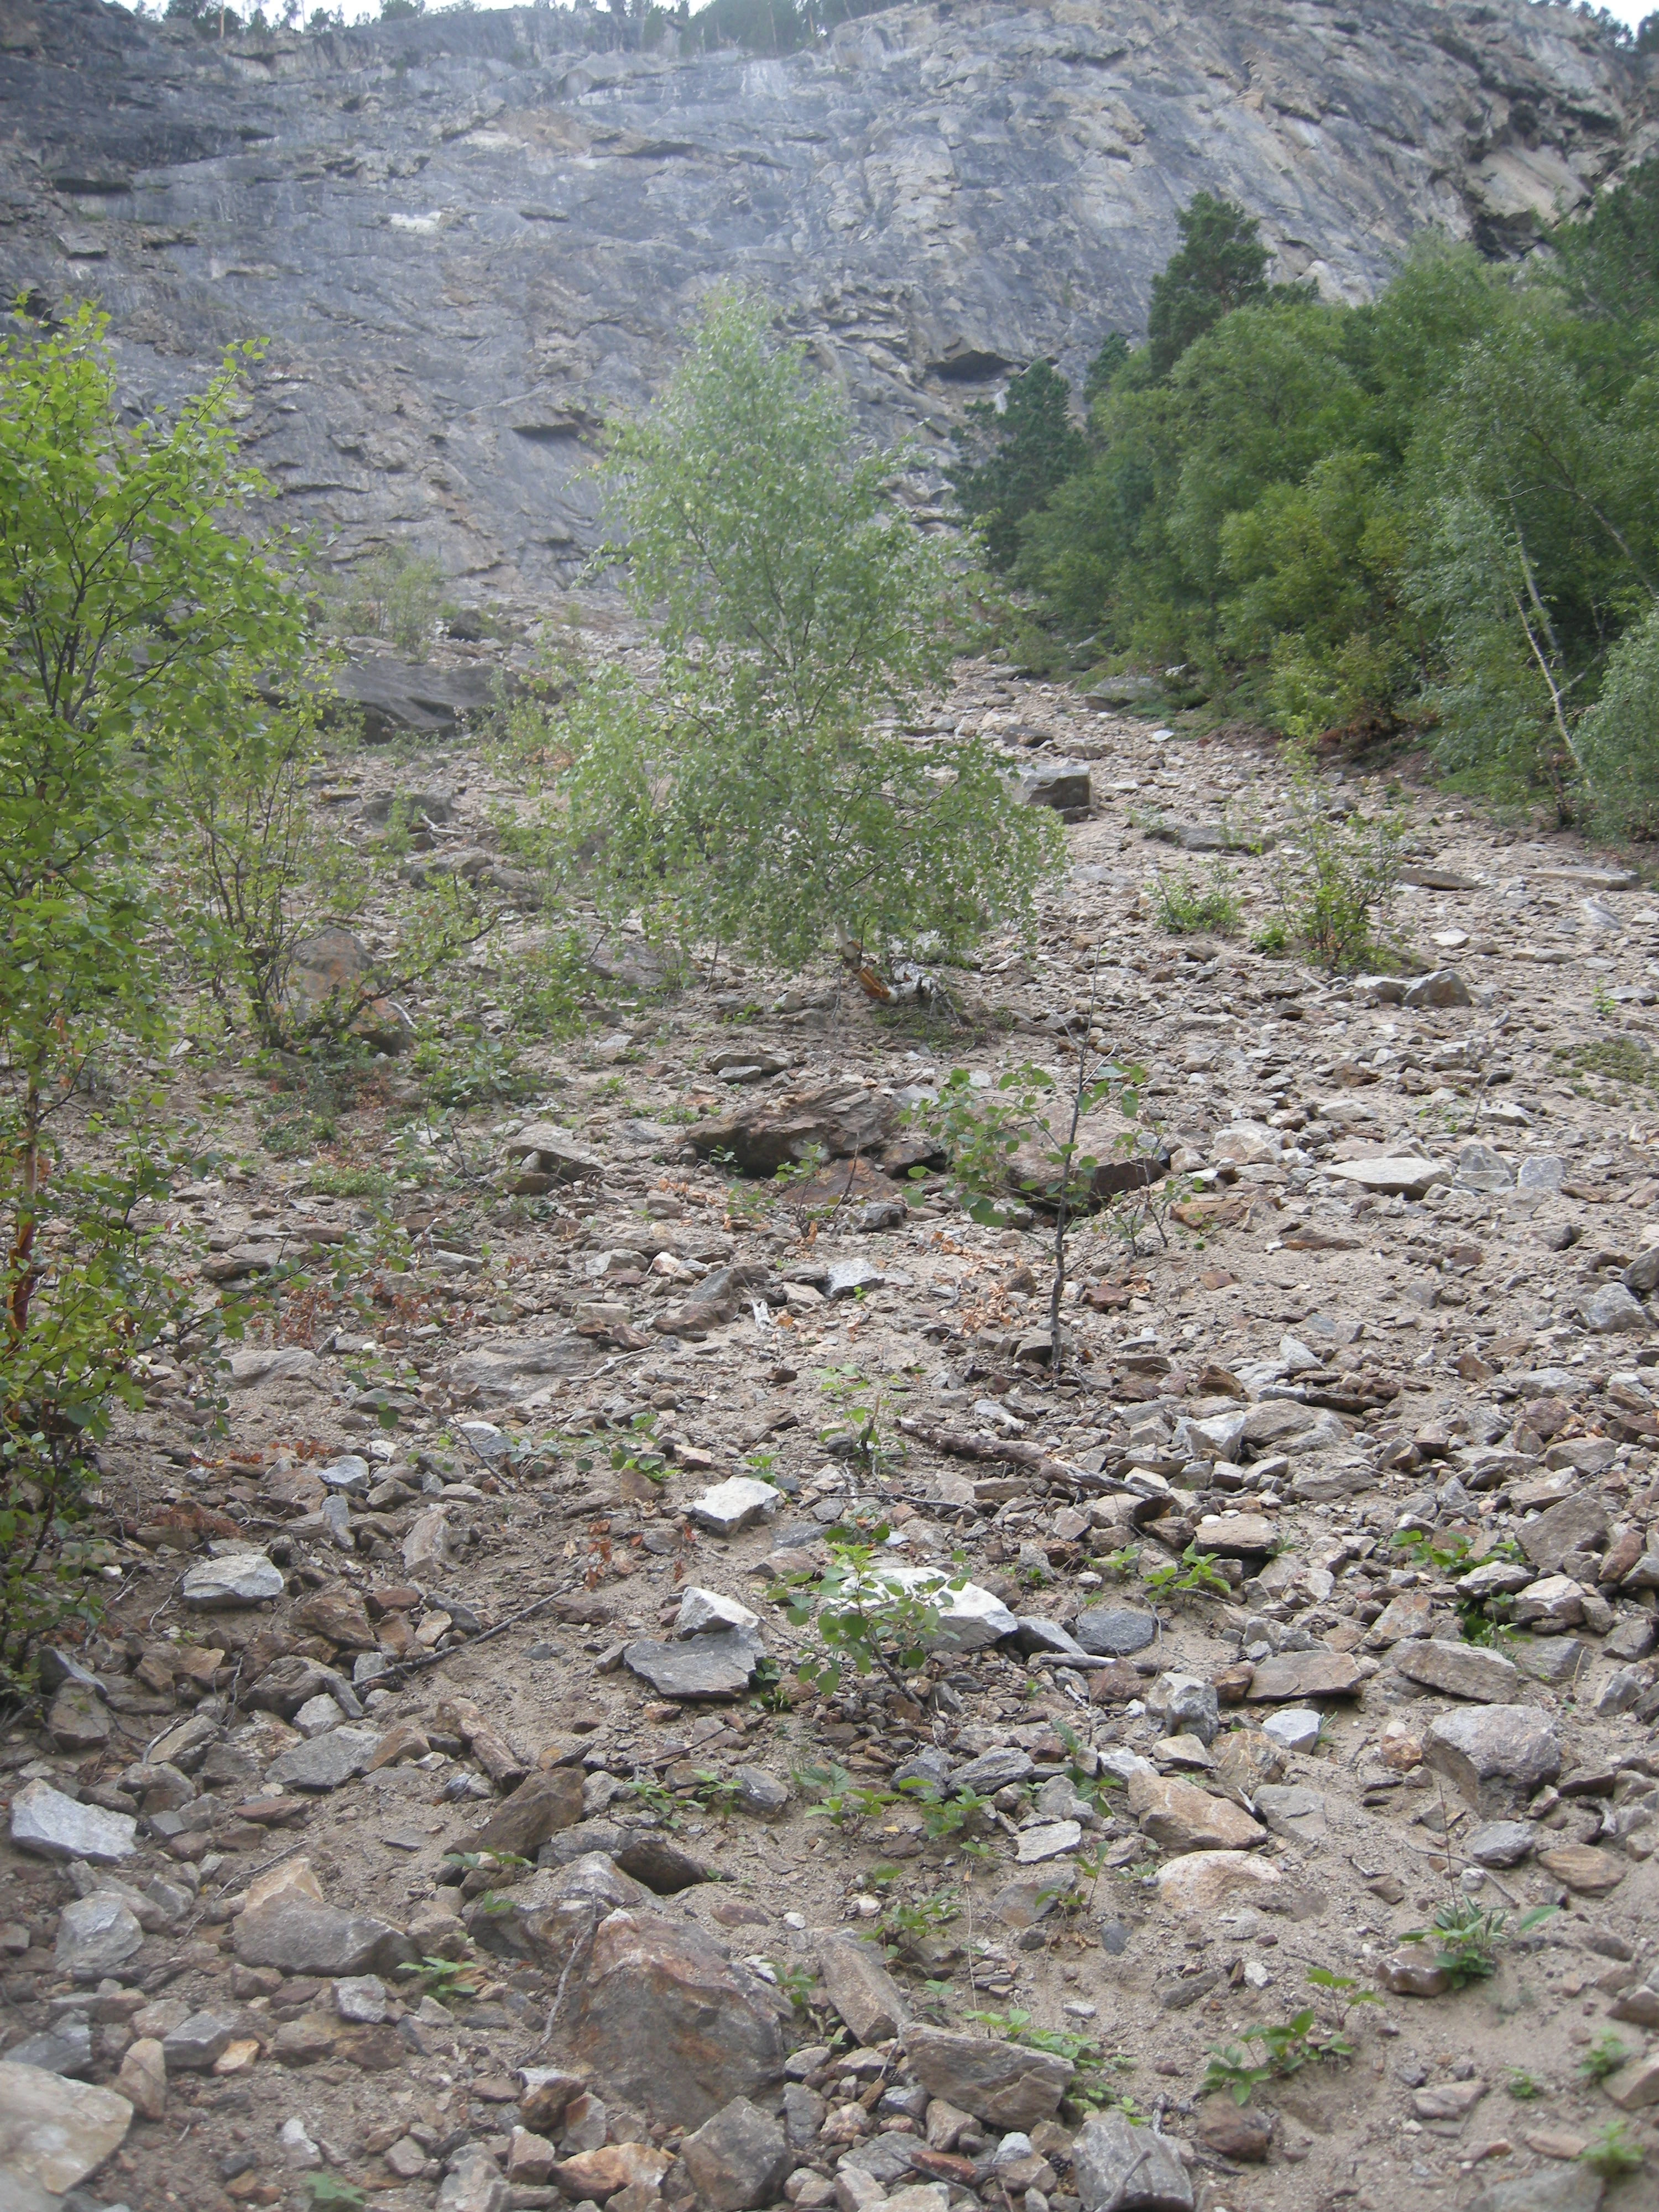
[1267,755,1402,970]
[1400,1896,1556,1988]
[1149,865,1240,937]
[0,305,310,1684]
[325,545,454,658]
[545,294,1058,974]
[783,1541,965,1695]
[395,1954,482,2003]
[1142,1542,1230,1600]
[1144,192,1271,379]
[1008,161,1659,819]
[1201,2007,1355,2106]
[1506,2068,1543,2101]
[301,2180,367,2212]
[951,361,1088,572]
[1580,2032,1633,2084]
[1580,2120,1645,2178]
[917,1052,1152,1366]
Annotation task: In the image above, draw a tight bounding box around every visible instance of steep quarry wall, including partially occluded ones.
[1,0,1652,592]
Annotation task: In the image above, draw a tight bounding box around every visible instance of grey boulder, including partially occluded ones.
[902,2026,1072,2130]
[1423,1705,1562,1817]
[680,2095,793,2212]
[1071,2109,1194,2211]
[9,1780,137,1866]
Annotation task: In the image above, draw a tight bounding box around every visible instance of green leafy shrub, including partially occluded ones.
[326,545,455,659]
[1149,866,1240,936]
[542,293,1059,976]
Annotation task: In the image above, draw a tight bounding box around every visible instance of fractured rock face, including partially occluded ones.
[0,2060,134,2197]
[1422,1705,1562,1817]
[565,1908,790,2129]
[902,2027,1072,2130]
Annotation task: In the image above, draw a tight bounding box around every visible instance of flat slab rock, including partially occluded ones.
[903,2027,1073,2130]
[1423,1704,1562,1816]
[266,1724,383,1791]
[1391,1639,1521,1703]
[1322,1156,1452,1199]
[9,1779,138,1866]
[1072,1606,1158,1657]
[1244,1650,1365,1701]
[625,1629,764,1699]
[0,2060,135,2197]
[180,1551,285,1607]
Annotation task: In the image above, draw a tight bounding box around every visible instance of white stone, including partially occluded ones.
[278,2116,322,2169]
[292,1694,346,1738]
[0,2062,133,2196]
[181,1551,284,1607]
[1261,1709,1322,1754]
[1323,1156,1451,1199]
[1015,1821,1082,1864]
[403,1506,451,1574]
[9,1780,138,1865]
[689,1477,783,1536]
[675,1585,762,1637]
[869,1567,1019,1652]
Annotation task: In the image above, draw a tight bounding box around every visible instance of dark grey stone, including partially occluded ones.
[1074,1607,1159,1657]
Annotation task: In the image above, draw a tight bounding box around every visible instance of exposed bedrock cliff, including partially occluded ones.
[2,0,1653,592]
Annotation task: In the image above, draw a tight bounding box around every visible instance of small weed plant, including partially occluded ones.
[783,1540,966,1696]
[1150,865,1241,937]
[1400,1895,1556,1987]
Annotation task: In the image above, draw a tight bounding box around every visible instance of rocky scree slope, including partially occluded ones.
[9,684,1659,2211]
[0,0,1653,592]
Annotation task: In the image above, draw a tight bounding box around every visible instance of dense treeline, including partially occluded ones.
[954,160,1659,835]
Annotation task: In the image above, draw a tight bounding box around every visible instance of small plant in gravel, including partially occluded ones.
[1580,2120,1645,2177]
[783,1540,966,1695]
[1399,1895,1556,1987]
[1505,2068,1544,2101]
[1266,747,1404,970]
[917,1021,1156,1369]
[895,1777,994,1842]
[1149,865,1241,937]
[396,1955,482,2005]
[1143,1542,1230,1600]
[1201,2005,1359,2106]
[1579,2031,1634,2084]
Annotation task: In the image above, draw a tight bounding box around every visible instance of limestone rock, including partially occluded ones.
[0,2061,133,2197]
[115,2037,167,2121]
[1071,2108,1194,2211]
[54,1893,143,1980]
[466,1767,585,1859]
[819,1935,907,2044]
[624,1629,763,1700]
[266,1724,382,1792]
[9,1779,137,1865]
[566,1907,789,2128]
[180,1551,284,1607]
[1127,1771,1265,1854]
[681,2096,794,2212]
[1154,1851,1285,1915]
[1323,1156,1451,1199]
[902,2027,1072,2130]
[1245,1650,1364,1702]
[1423,1705,1562,1816]
[689,1479,784,1536]
[1391,1639,1521,1703]
[1072,1606,1159,1657]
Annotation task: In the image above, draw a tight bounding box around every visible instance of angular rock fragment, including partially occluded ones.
[902,2027,1072,2130]
[566,1908,789,2128]
[1422,1705,1561,1817]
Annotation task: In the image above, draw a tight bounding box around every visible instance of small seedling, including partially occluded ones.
[1201,2006,1358,2105]
[1143,1542,1230,1599]
[1580,2032,1633,2085]
[302,2181,367,2211]
[784,1541,965,1695]
[1580,2119,1645,2177]
[1399,1896,1556,1987]
[1506,2068,1543,2101]
[1149,865,1241,938]
[395,1955,482,2004]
